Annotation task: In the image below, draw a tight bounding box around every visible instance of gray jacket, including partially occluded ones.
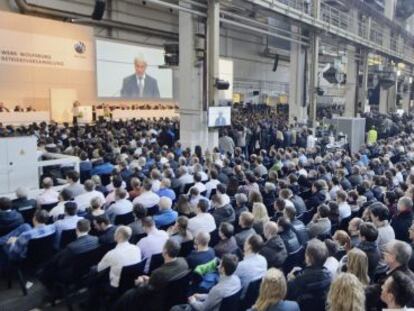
[120,74,160,98]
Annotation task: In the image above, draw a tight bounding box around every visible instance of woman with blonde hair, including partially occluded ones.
[252,202,270,236]
[250,268,299,311]
[327,273,365,311]
[346,248,370,286]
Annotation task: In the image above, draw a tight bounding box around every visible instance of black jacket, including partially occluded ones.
[98,225,117,246]
[357,240,380,280]
[287,266,331,311]
[280,228,301,254]
[291,219,309,245]
[307,191,327,211]
[291,195,307,216]
[259,235,287,268]
[391,211,413,243]
[212,204,235,226]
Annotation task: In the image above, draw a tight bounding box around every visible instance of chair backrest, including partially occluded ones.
[147,205,159,216]
[209,188,217,199]
[130,233,147,244]
[60,229,77,249]
[158,222,175,231]
[100,174,112,186]
[219,289,242,311]
[18,205,37,225]
[26,233,56,268]
[164,271,192,309]
[283,246,305,274]
[241,278,262,311]
[149,253,164,274]
[69,247,103,282]
[118,259,147,294]
[183,183,195,194]
[209,229,220,247]
[41,202,58,212]
[114,212,135,225]
[178,240,194,257]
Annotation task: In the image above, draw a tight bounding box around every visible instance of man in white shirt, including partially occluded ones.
[137,216,169,272]
[306,129,316,150]
[189,172,207,195]
[133,179,160,208]
[97,226,142,288]
[336,190,351,221]
[37,177,59,207]
[234,234,267,298]
[188,199,217,236]
[205,169,220,198]
[75,180,105,212]
[49,189,74,220]
[106,189,133,223]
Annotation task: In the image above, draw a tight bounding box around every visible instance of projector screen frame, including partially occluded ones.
[208,106,232,128]
[95,38,174,101]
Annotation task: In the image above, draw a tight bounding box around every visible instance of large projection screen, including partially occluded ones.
[96,39,173,99]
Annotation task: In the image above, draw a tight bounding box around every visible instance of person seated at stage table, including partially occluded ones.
[14,105,25,112]
[0,102,9,112]
[0,210,55,264]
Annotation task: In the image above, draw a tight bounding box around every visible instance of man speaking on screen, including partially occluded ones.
[120,55,160,98]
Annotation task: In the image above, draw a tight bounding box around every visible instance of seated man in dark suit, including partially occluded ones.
[0,197,24,236]
[12,187,37,213]
[40,219,100,293]
[114,238,189,310]
[94,215,117,246]
[235,212,256,249]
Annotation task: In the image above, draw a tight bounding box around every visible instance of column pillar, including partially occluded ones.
[308,0,320,127]
[289,25,307,124]
[359,49,369,113]
[344,46,357,117]
[178,2,208,151]
[206,0,220,151]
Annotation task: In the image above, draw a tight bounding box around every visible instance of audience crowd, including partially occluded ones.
[2,107,414,311]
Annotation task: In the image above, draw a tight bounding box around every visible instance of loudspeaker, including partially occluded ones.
[215,79,230,90]
[272,54,279,72]
[92,0,106,20]
[164,43,179,66]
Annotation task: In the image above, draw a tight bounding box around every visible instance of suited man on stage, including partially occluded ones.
[121,56,160,99]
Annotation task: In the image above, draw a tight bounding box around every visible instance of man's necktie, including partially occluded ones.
[138,77,144,97]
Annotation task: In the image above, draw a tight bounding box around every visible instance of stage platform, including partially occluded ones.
[0,108,179,126]
[0,111,50,125]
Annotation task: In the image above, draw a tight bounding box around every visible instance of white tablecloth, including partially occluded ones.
[0,111,50,125]
[110,109,179,121]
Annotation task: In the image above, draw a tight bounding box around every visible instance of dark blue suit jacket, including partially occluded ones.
[0,210,24,235]
[57,234,100,267]
[120,74,160,98]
